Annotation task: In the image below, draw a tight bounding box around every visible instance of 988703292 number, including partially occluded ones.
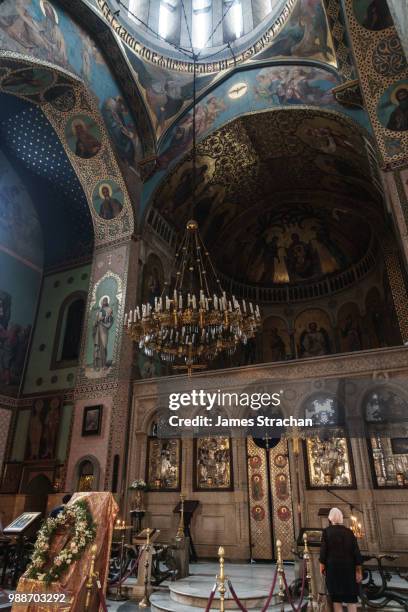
[8,593,67,604]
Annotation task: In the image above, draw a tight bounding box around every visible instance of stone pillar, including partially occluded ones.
[383,242,408,342]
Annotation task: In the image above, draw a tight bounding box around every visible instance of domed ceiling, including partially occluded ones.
[112,0,295,58]
[151,109,385,288]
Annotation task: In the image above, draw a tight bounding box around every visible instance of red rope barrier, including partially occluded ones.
[261,566,279,612]
[109,548,143,587]
[282,560,307,612]
[204,583,217,612]
[227,579,248,611]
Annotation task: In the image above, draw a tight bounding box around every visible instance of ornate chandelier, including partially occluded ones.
[124,56,261,374]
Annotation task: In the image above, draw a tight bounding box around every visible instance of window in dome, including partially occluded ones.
[192,0,212,48]
[159,1,172,39]
[223,0,243,42]
[230,0,243,38]
[128,0,149,28]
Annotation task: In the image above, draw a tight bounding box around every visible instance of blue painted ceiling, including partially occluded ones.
[0,92,93,269]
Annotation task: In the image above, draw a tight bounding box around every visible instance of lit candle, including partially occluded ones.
[192,295,197,309]
[242,300,247,313]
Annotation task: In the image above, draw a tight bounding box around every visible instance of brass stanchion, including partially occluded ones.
[217,546,226,612]
[139,528,151,608]
[303,532,314,610]
[176,494,185,540]
[109,519,130,602]
[276,539,285,612]
[85,544,99,611]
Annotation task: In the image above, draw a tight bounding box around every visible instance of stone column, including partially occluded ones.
[383,241,408,342]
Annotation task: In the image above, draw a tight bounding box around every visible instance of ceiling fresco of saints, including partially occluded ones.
[0,0,143,216]
[152,110,382,288]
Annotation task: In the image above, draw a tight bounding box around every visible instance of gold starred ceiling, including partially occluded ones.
[152,109,385,287]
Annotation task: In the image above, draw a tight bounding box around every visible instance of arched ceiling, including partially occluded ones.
[152,108,385,287]
[0,92,93,268]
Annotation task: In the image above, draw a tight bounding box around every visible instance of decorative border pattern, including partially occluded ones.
[343,0,408,168]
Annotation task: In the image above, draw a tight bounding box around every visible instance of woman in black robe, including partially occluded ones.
[319,507,363,611]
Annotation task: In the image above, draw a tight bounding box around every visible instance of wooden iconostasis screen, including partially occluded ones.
[247,437,294,561]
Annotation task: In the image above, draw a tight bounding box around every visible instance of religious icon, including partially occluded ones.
[249,455,262,469]
[353,0,393,31]
[82,405,103,436]
[338,304,362,353]
[92,180,124,221]
[25,397,61,460]
[92,295,114,371]
[274,453,287,468]
[86,273,121,378]
[101,96,141,174]
[147,438,181,491]
[194,437,232,491]
[299,321,331,357]
[378,81,408,132]
[251,505,265,521]
[251,474,264,501]
[277,505,291,521]
[305,437,353,488]
[275,474,289,500]
[65,114,102,159]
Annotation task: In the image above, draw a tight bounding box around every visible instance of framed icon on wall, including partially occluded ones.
[82,405,103,436]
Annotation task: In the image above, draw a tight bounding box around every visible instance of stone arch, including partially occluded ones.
[142,103,379,230]
[0,52,135,244]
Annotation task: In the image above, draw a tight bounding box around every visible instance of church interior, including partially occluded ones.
[1,0,408,609]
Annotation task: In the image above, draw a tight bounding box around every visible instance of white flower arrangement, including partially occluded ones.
[26,500,96,584]
[129,479,147,490]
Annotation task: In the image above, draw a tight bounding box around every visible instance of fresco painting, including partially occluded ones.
[0,0,143,209]
[352,0,394,32]
[337,303,363,353]
[1,66,55,95]
[254,0,335,63]
[142,64,370,209]
[124,50,215,139]
[208,204,370,286]
[377,80,408,132]
[0,151,43,396]
[65,114,102,159]
[295,309,333,358]
[263,317,291,362]
[85,274,121,378]
[92,179,124,221]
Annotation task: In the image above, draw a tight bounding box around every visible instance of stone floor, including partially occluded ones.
[106,561,286,611]
[105,560,408,611]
